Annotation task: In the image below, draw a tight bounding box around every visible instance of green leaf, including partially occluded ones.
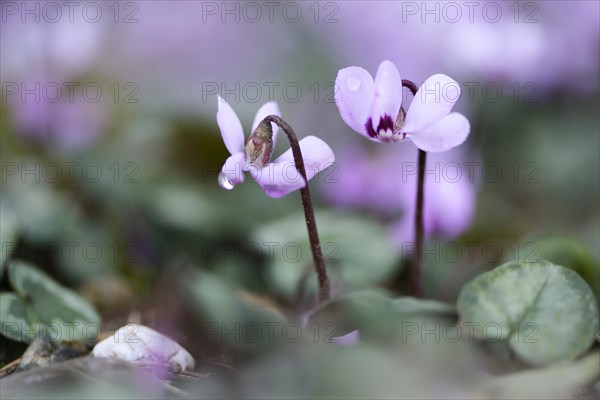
[308,290,396,339]
[0,293,34,342]
[308,294,461,346]
[1,261,101,344]
[457,260,599,365]
[145,184,228,234]
[478,350,600,399]
[505,235,600,303]
[254,211,401,300]
[56,223,115,284]
[390,297,457,317]
[385,297,481,363]
[5,180,79,241]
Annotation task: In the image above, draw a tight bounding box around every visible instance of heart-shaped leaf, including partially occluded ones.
[457,260,599,365]
[505,235,600,303]
[0,261,101,344]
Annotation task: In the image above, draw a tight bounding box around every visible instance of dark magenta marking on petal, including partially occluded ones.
[365,115,395,140]
[365,117,378,138]
[376,114,394,133]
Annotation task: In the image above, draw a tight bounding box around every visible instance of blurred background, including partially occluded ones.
[1,0,599,386]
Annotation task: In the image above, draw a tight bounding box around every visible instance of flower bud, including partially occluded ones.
[245,119,273,168]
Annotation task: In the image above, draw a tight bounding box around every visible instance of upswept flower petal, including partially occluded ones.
[334,66,376,140]
[219,151,246,190]
[281,136,336,182]
[249,161,306,199]
[402,74,461,133]
[370,60,403,133]
[408,112,470,152]
[216,96,245,155]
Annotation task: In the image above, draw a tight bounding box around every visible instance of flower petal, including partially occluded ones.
[402,74,462,133]
[371,60,402,130]
[218,152,245,190]
[279,136,336,181]
[252,101,281,149]
[92,324,194,371]
[249,163,305,198]
[334,66,375,139]
[250,136,335,198]
[409,112,470,152]
[216,95,245,155]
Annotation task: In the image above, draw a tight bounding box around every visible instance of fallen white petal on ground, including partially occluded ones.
[92,324,194,371]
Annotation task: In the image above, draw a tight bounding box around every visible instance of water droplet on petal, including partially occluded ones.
[346,74,362,92]
[218,171,235,190]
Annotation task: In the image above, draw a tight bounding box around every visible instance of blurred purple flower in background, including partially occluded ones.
[335,60,470,152]
[1,18,105,81]
[1,18,109,151]
[438,0,600,91]
[321,143,408,216]
[316,2,441,83]
[322,143,477,248]
[100,1,306,118]
[4,1,596,156]
[217,96,335,198]
[8,90,109,152]
[320,1,599,93]
[389,162,477,248]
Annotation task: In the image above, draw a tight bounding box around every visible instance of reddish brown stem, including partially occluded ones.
[263,115,330,302]
[402,79,425,298]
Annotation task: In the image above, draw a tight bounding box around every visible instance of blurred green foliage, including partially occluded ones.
[0,261,100,345]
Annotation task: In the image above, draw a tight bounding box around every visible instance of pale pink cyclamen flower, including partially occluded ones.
[335,60,470,152]
[217,96,335,198]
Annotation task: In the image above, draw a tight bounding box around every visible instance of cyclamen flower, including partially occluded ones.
[217,96,335,198]
[335,60,470,152]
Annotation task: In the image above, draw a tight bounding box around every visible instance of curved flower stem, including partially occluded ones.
[263,115,330,302]
[402,79,425,298]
